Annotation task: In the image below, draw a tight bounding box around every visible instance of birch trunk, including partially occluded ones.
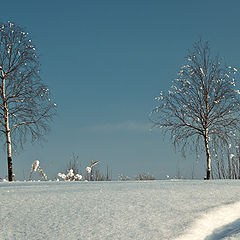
[2,77,13,181]
[204,83,211,180]
[204,132,211,180]
[6,128,13,181]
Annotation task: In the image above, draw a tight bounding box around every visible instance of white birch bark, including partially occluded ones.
[205,130,211,180]
[2,75,13,181]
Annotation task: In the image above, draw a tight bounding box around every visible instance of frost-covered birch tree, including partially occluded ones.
[0,22,56,181]
[151,39,240,180]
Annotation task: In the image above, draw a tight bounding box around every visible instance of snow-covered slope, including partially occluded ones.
[1,180,240,240]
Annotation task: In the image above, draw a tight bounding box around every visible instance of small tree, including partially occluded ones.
[66,153,80,175]
[0,22,56,181]
[151,39,240,179]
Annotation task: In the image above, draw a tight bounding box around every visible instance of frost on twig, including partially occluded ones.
[38,167,47,181]
[29,160,47,181]
[85,161,99,181]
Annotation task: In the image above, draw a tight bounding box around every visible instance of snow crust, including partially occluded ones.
[1,180,240,239]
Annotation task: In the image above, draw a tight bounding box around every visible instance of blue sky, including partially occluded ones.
[0,0,240,180]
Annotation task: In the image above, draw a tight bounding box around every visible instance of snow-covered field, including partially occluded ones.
[1,180,240,240]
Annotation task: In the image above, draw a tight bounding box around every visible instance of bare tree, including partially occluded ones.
[0,21,56,181]
[151,39,240,179]
[66,153,80,175]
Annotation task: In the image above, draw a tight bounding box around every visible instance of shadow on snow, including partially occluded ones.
[206,218,240,240]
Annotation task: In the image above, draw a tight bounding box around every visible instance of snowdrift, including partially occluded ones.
[1,180,240,239]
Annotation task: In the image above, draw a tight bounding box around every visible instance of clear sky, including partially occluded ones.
[0,0,240,180]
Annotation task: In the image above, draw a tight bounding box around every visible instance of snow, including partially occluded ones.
[32,160,39,172]
[1,180,240,239]
[86,166,91,173]
[175,200,240,240]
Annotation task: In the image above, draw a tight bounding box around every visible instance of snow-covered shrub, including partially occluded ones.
[58,169,82,181]
[59,157,109,181]
[57,173,66,180]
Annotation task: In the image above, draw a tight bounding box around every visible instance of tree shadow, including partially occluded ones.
[205,218,240,240]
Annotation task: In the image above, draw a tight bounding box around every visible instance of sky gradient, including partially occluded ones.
[0,0,240,180]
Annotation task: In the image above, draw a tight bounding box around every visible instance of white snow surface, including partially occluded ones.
[1,180,240,240]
